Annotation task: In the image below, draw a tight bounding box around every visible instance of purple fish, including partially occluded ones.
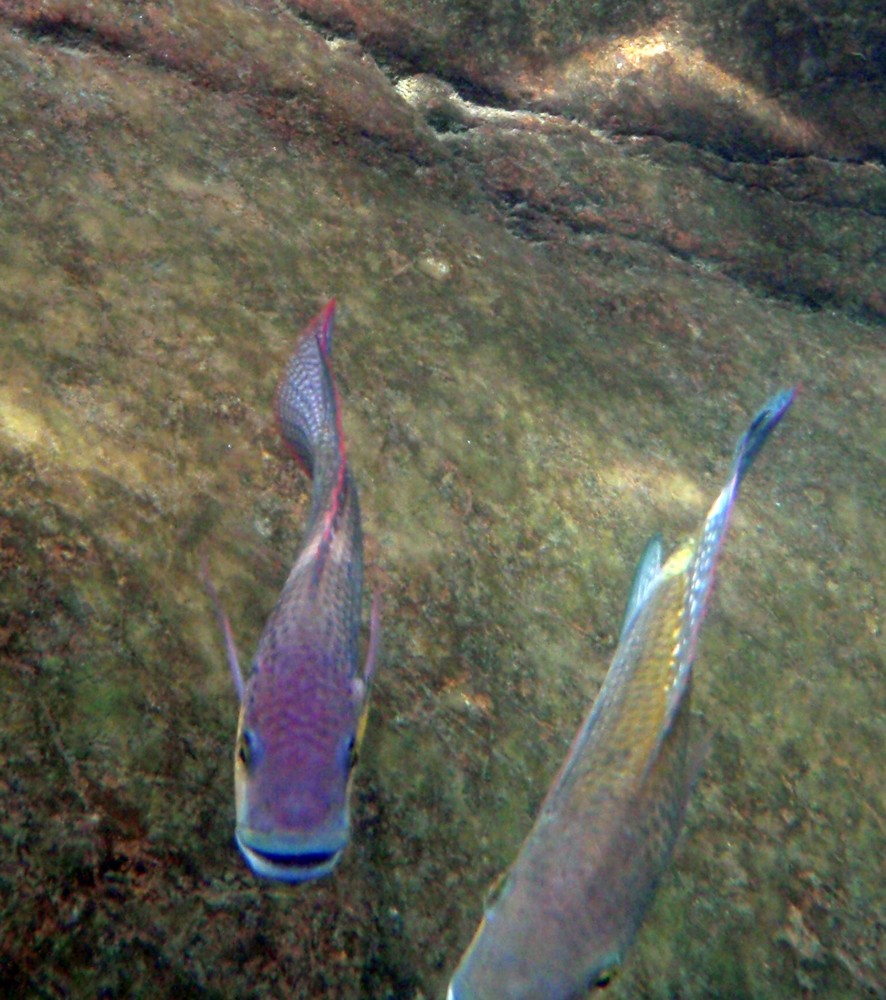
[206,300,380,882]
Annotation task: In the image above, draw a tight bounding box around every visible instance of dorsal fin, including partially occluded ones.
[619,534,664,642]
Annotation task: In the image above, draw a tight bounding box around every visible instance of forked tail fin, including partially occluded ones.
[682,387,796,663]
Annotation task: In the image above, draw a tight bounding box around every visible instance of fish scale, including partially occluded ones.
[205,299,380,883]
[448,388,795,999]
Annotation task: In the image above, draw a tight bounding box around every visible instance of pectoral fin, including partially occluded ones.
[351,591,382,749]
[200,553,246,702]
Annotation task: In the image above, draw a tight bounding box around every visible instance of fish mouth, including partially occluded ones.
[236,830,345,883]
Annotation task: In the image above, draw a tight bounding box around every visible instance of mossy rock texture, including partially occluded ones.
[0,2,883,997]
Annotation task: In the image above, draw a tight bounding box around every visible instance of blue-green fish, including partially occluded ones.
[447,389,795,999]
[206,300,380,883]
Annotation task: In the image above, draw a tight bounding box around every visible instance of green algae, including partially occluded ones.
[0,10,884,1000]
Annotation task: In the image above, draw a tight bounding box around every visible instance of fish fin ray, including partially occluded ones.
[274,300,343,481]
[349,596,381,753]
[635,389,795,777]
[619,534,664,642]
[679,387,796,670]
[199,552,246,702]
[731,387,796,487]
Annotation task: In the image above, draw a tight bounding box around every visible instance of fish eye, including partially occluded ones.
[592,965,619,989]
[238,729,258,769]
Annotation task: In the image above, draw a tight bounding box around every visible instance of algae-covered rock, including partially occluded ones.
[0,2,883,997]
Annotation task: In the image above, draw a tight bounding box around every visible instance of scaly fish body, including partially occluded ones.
[447,389,795,999]
[208,300,380,883]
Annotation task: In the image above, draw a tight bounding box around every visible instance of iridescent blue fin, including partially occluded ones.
[619,534,664,643]
[732,388,796,486]
[671,387,796,721]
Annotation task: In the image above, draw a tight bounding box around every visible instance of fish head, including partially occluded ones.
[447,863,624,999]
[232,643,366,882]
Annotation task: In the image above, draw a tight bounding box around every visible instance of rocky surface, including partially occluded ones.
[0,1,883,997]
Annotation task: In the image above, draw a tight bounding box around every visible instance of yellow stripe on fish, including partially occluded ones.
[448,388,795,999]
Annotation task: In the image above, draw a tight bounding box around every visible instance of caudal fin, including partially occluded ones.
[682,387,796,660]
[731,388,796,487]
[275,299,344,481]
[275,300,352,586]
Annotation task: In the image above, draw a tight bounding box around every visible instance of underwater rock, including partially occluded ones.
[0,2,882,998]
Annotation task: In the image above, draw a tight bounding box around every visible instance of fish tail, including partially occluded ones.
[683,387,796,651]
[731,387,797,487]
[274,300,349,566]
[275,299,344,478]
